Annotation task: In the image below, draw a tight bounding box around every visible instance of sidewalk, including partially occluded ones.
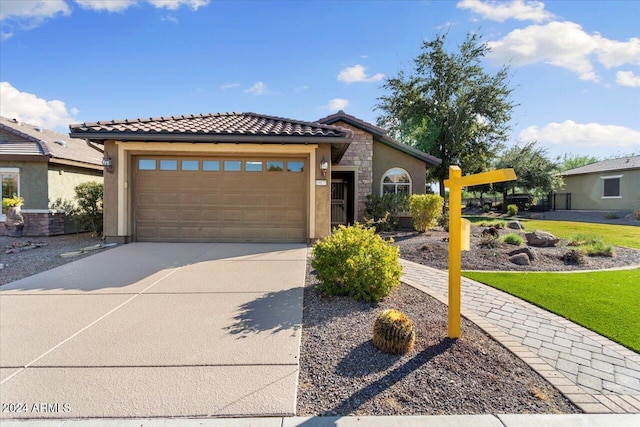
[400,259,640,414]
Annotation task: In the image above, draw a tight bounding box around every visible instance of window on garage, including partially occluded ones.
[245,161,263,172]
[602,175,622,198]
[203,160,220,171]
[139,159,156,170]
[224,160,241,172]
[182,160,199,171]
[267,161,283,171]
[287,161,304,172]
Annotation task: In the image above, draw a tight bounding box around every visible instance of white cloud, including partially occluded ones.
[337,65,384,84]
[74,0,138,12]
[457,0,554,23]
[0,0,70,20]
[148,0,209,10]
[616,71,640,87]
[75,0,208,12]
[245,81,268,95]
[0,0,70,39]
[294,85,308,93]
[0,82,79,130]
[487,21,640,82]
[325,98,350,111]
[520,120,640,148]
[220,82,241,90]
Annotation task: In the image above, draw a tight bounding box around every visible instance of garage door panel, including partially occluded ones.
[135,156,307,242]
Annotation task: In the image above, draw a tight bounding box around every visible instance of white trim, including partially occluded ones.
[21,209,51,214]
[380,167,412,196]
[0,168,20,173]
[601,174,622,199]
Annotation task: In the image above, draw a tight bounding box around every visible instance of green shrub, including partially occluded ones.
[502,232,524,246]
[312,223,402,302]
[74,181,103,235]
[364,193,409,232]
[506,204,518,216]
[567,233,601,246]
[409,194,444,232]
[482,204,490,213]
[634,209,640,220]
[479,219,506,229]
[437,210,449,231]
[584,241,614,257]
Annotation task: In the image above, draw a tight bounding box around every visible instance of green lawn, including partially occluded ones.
[463,269,640,353]
[465,216,640,249]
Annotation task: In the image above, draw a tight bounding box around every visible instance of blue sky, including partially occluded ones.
[1,0,639,161]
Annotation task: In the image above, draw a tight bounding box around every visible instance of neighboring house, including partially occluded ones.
[561,155,640,211]
[68,111,441,243]
[1,117,104,236]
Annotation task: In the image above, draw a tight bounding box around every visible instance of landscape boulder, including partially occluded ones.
[508,246,538,262]
[509,253,530,266]
[507,220,524,230]
[525,230,560,247]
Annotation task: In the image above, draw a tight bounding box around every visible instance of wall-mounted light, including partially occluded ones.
[320,155,329,177]
[102,154,114,174]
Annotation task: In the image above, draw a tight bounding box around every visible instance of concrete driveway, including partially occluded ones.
[0,243,307,419]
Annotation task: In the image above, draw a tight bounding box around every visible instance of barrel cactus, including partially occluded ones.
[372,309,415,354]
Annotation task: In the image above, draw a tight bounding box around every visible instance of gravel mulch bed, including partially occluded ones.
[297,258,580,416]
[387,228,640,272]
[0,233,104,286]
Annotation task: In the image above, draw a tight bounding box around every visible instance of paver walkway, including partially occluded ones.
[400,259,640,414]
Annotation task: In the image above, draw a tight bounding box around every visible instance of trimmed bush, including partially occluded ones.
[74,181,104,235]
[364,194,409,232]
[502,232,524,246]
[482,204,491,213]
[634,209,640,220]
[312,223,402,302]
[507,204,518,216]
[409,194,444,232]
[372,309,415,354]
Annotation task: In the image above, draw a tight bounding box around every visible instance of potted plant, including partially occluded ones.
[3,195,25,237]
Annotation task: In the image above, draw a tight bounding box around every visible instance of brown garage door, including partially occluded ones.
[134,156,307,242]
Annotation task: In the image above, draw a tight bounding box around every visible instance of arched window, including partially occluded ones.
[381,167,412,196]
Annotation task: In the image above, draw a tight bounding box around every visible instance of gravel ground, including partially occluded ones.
[297,259,580,416]
[0,233,105,286]
[386,228,640,272]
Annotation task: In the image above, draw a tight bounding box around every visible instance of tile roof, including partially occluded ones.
[561,155,640,176]
[316,110,442,166]
[69,112,353,140]
[0,117,103,167]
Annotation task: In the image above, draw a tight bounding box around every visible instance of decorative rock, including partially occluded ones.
[482,227,499,238]
[507,220,524,230]
[525,230,560,247]
[509,253,530,265]
[508,246,538,262]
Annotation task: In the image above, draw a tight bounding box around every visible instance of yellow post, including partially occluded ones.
[447,166,463,338]
[444,166,516,339]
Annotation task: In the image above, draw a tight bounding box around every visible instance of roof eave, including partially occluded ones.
[69,132,351,144]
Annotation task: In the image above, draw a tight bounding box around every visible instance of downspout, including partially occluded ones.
[85,139,104,154]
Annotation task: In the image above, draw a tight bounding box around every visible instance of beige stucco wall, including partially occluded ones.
[314,144,331,239]
[0,160,49,210]
[372,141,427,197]
[47,164,103,206]
[562,169,640,210]
[102,140,120,241]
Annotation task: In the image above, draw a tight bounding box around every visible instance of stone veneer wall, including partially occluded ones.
[1,212,69,237]
[333,121,373,221]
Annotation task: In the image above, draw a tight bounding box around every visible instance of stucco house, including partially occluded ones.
[561,155,640,211]
[1,117,104,236]
[68,111,440,243]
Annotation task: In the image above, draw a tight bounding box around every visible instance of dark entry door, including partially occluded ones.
[331,180,348,227]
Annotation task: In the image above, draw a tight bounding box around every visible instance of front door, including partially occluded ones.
[331,180,348,227]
